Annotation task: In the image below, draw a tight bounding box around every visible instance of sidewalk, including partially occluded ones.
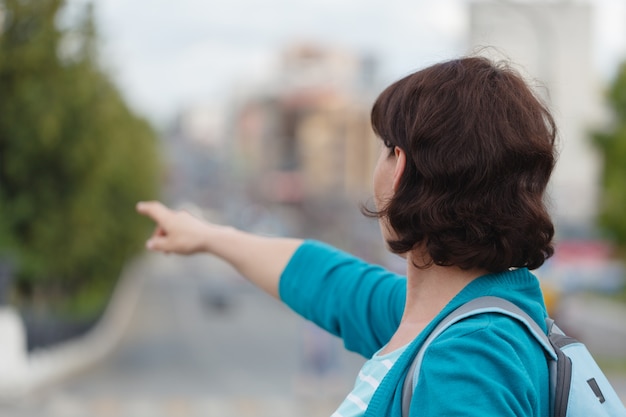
[2,394,346,417]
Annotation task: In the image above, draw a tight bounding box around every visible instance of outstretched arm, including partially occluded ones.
[136,201,303,298]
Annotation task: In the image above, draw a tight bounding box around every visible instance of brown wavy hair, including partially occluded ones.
[367,56,556,272]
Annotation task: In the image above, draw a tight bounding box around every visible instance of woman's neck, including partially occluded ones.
[403,259,487,323]
[379,252,488,354]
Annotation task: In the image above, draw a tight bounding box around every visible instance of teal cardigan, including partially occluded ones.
[279,240,550,416]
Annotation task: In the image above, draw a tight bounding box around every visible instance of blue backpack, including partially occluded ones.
[401,296,626,417]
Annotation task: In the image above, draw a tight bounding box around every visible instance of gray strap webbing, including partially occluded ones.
[401,296,556,417]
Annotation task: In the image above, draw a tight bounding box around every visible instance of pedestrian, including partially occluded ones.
[136,55,557,416]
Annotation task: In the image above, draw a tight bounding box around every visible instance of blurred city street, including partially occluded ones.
[1,252,625,417]
[1,253,365,417]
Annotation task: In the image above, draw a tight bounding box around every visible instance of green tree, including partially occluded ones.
[0,0,161,316]
[593,61,626,254]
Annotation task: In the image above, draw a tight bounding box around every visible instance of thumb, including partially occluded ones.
[146,236,171,253]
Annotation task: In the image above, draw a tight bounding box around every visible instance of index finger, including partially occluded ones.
[136,201,171,222]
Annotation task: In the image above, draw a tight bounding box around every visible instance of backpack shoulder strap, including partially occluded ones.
[401,296,557,417]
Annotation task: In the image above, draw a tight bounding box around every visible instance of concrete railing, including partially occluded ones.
[0,257,147,401]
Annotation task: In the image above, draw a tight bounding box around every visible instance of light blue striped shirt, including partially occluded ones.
[332,345,408,417]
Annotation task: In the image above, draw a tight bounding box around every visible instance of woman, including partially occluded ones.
[137,56,556,416]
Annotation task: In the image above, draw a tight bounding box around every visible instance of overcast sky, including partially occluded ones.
[67,0,626,127]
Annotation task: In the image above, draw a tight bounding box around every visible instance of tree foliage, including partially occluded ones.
[0,0,161,315]
[593,61,626,253]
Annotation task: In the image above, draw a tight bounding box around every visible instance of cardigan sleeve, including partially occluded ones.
[279,240,406,358]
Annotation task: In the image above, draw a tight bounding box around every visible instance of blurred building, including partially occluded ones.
[175,103,227,148]
[160,102,232,208]
[231,43,381,204]
[469,0,604,234]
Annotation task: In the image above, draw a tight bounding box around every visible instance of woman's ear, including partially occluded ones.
[393,147,406,192]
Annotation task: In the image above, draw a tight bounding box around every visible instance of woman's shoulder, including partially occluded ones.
[424,311,548,375]
[414,312,550,416]
[435,311,542,344]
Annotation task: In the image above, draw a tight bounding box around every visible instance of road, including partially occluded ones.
[2,253,625,417]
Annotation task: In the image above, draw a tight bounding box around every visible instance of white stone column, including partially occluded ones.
[0,307,28,398]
